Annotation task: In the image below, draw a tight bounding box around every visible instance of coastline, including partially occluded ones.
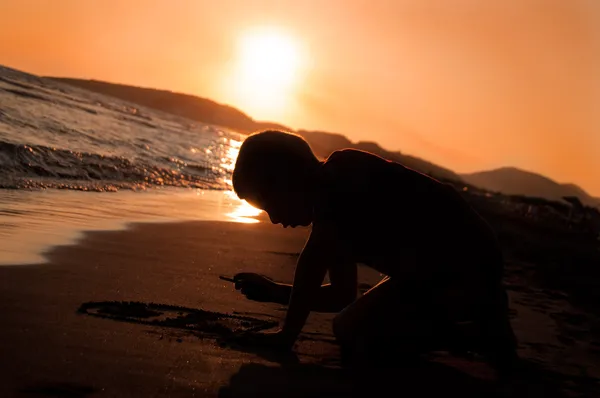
[0,188,266,265]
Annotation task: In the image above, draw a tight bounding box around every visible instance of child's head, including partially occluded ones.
[232,130,321,227]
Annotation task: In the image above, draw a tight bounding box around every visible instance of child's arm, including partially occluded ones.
[231,274,357,312]
[280,221,351,343]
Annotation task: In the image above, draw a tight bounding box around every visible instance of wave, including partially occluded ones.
[0,140,226,192]
[0,66,242,193]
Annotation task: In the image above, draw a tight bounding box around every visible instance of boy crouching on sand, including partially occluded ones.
[230,130,518,374]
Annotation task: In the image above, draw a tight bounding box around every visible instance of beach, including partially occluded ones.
[2,210,600,398]
[0,219,362,398]
[1,65,600,397]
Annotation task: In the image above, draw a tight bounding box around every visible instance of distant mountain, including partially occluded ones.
[296,131,462,183]
[461,167,600,207]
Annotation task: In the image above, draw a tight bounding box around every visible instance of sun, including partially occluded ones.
[239,30,300,89]
[226,27,305,119]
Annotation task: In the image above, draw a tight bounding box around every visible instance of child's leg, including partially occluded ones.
[476,283,519,375]
[332,268,518,372]
[439,250,519,375]
[332,277,450,366]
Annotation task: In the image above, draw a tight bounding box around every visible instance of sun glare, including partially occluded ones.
[227,27,305,119]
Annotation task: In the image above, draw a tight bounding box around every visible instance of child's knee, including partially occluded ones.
[332,310,354,343]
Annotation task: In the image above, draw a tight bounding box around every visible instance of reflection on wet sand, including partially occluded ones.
[223,191,262,224]
[0,188,263,265]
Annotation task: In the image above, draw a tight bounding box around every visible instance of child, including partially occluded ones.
[231,130,518,373]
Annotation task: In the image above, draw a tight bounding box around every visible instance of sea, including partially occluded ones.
[0,65,263,265]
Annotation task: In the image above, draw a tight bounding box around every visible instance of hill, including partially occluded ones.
[461,167,600,207]
[295,130,462,182]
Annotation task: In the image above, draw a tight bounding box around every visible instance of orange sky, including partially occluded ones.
[1,0,599,195]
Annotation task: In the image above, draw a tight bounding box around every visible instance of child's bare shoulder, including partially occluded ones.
[314,150,393,221]
[321,149,393,182]
[324,148,386,167]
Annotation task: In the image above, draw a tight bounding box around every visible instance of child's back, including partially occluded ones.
[315,148,501,276]
[316,149,517,368]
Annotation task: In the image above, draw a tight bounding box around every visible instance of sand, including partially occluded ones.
[1,220,599,397]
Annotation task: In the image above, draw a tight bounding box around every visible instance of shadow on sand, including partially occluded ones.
[77,301,593,398]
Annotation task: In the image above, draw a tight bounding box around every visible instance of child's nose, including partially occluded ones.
[268,214,280,224]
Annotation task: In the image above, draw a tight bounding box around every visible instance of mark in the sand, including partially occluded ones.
[77,301,278,341]
[296,331,337,344]
[232,310,277,319]
[266,251,300,258]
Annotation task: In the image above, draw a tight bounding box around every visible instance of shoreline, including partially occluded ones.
[0,187,266,266]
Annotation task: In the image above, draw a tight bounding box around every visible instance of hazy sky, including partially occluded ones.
[1,0,599,195]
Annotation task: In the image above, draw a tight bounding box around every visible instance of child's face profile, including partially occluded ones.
[246,189,312,228]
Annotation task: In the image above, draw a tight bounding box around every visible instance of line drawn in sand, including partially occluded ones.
[77,301,278,340]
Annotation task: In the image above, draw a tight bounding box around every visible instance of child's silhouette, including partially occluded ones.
[231,130,518,375]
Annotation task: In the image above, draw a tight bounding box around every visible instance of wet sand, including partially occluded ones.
[1,221,599,397]
[0,188,261,265]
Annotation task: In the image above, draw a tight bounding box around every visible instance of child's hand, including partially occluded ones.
[233,273,286,303]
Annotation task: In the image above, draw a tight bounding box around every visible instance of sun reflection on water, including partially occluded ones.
[221,137,263,223]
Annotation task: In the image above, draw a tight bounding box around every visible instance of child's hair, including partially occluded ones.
[232,130,319,199]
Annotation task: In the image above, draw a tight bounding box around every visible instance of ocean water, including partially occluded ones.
[0,65,262,265]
